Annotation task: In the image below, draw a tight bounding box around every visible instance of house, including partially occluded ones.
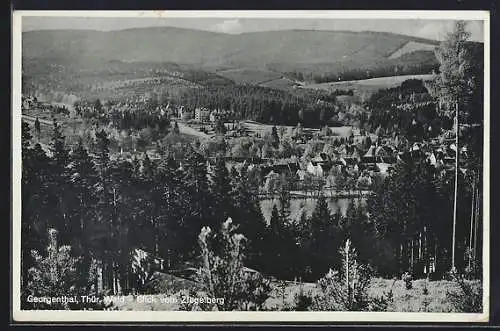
[195,107,211,122]
[261,160,300,177]
[427,152,437,167]
[350,147,362,160]
[362,163,379,173]
[379,155,397,164]
[375,145,394,157]
[375,162,392,175]
[338,144,350,156]
[296,169,307,181]
[340,157,358,167]
[263,170,280,192]
[178,106,193,120]
[362,145,377,164]
[306,161,324,177]
[311,153,330,165]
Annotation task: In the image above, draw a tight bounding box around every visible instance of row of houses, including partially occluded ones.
[178,106,230,123]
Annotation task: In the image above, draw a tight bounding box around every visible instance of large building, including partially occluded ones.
[195,107,211,122]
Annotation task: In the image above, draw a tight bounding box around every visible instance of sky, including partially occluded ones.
[21,16,485,42]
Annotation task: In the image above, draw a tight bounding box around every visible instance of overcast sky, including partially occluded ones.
[22,17,484,42]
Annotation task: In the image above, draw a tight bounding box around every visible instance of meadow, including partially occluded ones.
[241,120,357,137]
[102,274,480,312]
[302,74,434,100]
[217,68,283,85]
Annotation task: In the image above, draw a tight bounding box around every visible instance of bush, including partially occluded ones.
[196,218,272,311]
[22,229,112,310]
[175,288,215,311]
[311,239,392,311]
[292,284,314,311]
[402,272,413,290]
[446,271,482,313]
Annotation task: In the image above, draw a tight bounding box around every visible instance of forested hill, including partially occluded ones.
[22,27,440,68]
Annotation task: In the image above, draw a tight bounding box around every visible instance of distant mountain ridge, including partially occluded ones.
[22,27,442,69]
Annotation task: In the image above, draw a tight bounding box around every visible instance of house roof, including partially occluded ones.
[312,153,329,163]
[364,145,376,158]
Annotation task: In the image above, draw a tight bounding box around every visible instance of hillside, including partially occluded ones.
[23,27,440,69]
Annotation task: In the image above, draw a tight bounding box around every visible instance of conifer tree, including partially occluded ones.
[427,21,479,271]
[209,157,233,228]
[48,119,72,243]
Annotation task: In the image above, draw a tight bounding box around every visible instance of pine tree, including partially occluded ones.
[196,219,271,311]
[271,126,280,148]
[182,148,211,257]
[47,119,72,243]
[231,165,266,267]
[427,21,479,271]
[209,157,233,228]
[173,121,180,135]
[50,119,70,171]
[23,229,82,309]
[95,129,110,178]
[156,155,186,265]
[310,194,331,239]
[269,204,282,238]
[68,139,97,239]
[309,194,340,276]
[34,117,41,141]
[277,174,291,222]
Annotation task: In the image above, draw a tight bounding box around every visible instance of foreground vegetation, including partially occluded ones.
[103,277,481,312]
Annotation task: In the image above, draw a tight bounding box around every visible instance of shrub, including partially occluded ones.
[175,288,215,311]
[402,272,413,290]
[196,218,272,311]
[311,239,391,311]
[292,284,314,311]
[240,272,272,311]
[422,277,429,295]
[22,229,113,310]
[446,271,482,313]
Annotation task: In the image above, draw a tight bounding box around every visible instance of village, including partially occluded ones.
[22,90,462,202]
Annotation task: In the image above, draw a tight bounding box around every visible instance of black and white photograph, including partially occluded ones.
[11,10,490,322]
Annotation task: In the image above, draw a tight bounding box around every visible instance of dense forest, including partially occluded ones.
[176,85,337,127]
[21,115,482,306]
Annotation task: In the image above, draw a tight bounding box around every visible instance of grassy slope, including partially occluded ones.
[217,68,283,85]
[103,274,480,312]
[301,74,434,100]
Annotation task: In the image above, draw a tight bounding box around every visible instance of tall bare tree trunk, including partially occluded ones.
[345,240,350,303]
[424,227,428,275]
[410,239,414,274]
[452,102,459,271]
[473,181,480,266]
[434,238,438,275]
[468,179,475,270]
[419,231,422,260]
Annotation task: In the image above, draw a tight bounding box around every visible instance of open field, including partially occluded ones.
[241,120,358,137]
[260,77,299,90]
[177,122,211,140]
[217,68,282,85]
[301,74,434,99]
